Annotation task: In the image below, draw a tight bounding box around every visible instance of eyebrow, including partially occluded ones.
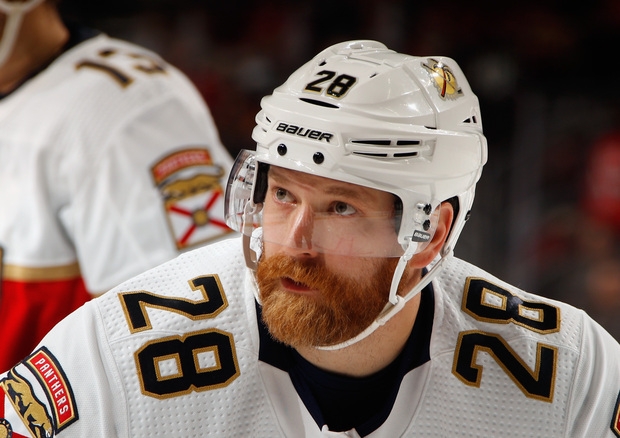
[269,167,369,202]
[322,185,368,202]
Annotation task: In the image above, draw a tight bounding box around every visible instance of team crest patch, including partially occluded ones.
[422,58,463,100]
[152,148,232,249]
[612,390,620,437]
[0,347,78,437]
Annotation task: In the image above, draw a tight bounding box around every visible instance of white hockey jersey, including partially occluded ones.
[1,236,619,437]
[0,27,234,370]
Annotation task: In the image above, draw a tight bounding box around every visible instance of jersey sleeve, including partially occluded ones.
[59,79,233,294]
[0,300,125,438]
[566,312,620,437]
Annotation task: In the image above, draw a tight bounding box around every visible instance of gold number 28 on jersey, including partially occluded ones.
[119,275,240,399]
[452,277,560,402]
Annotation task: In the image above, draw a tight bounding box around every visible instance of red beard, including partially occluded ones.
[256,253,401,348]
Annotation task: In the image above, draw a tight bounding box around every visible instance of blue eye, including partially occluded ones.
[275,188,293,202]
[333,201,356,216]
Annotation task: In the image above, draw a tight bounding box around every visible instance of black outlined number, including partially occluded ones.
[462,278,560,334]
[136,329,239,398]
[76,48,166,88]
[454,331,556,401]
[119,275,239,398]
[304,70,357,98]
[453,278,560,402]
[120,275,227,333]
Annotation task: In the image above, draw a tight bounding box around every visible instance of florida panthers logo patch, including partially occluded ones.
[0,347,78,437]
[1,370,54,438]
[152,148,232,250]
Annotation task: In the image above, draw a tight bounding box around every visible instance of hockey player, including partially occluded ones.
[0,0,234,371]
[1,40,619,437]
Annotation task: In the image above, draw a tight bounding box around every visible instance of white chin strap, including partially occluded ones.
[316,243,453,351]
[0,0,45,68]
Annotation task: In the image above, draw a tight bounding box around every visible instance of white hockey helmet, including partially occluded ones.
[0,0,45,67]
[225,40,488,348]
[227,40,487,259]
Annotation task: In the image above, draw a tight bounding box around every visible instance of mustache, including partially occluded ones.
[258,254,340,291]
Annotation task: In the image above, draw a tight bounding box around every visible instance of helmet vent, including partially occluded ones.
[299,98,339,109]
[353,151,419,158]
[349,139,430,159]
[352,140,391,146]
[463,116,478,124]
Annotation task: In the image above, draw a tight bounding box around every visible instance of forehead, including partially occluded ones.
[268,165,394,205]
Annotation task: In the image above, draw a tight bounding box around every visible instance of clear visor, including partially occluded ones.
[225,150,408,258]
[260,208,405,258]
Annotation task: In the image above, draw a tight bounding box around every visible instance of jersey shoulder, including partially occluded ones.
[0,33,214,157]
[55,34,200,102]
[413,256,620,436]
[434,256,587,348]
[98,236,250,342]
[1,33,206,133]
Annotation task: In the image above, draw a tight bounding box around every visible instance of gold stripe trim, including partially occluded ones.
[3,263,81,281]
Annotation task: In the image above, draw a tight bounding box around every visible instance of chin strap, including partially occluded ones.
[0,10,23,67]
[0,0,45,68]
[316,245,454,351]
[387,239,419,305]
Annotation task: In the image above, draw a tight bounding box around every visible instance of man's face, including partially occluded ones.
[256,166,409,348]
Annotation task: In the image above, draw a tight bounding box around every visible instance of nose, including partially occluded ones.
[282,204,318,258]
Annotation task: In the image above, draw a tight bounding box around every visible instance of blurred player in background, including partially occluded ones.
[0,0,234,371]
[0,40,618,437]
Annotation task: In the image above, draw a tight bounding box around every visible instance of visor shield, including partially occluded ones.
[225,150,407,258]
[260,205,404,258]
[224,149,260,233]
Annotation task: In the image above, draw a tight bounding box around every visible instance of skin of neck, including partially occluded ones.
[0,2,69,93]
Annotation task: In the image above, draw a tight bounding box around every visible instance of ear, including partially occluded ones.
[409,201,454,268]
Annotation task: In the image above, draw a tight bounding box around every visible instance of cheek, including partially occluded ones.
[322,254,387,283]
[262,240,277,259]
